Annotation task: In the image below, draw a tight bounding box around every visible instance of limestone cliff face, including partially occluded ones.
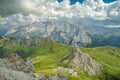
[6,21,91,46]
[0,54,68,80]
[60,46,103,75]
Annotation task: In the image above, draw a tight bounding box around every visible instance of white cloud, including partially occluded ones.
[0,0,120,28]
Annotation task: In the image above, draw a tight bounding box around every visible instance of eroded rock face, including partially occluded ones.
[60,46,103,75]
[0,53,34,74]
[0,53,69,80]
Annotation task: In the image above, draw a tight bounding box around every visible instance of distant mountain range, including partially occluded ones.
[0,20,120,47]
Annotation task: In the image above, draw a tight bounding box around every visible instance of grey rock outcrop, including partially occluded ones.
[0,53,34,74]
[0,53,69,80]
[60,46,103,75]
[51,72,69,80]
[0,67,35,80]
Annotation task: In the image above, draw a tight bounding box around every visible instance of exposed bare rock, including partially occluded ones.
[35,72,69,80]
[51,72,69,80]
[0,53,34,74]
[6,21,91,46]
[0,67,35,80]
[0,53,69,80]
[60,46,103,75]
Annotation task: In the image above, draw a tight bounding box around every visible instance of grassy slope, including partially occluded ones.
[31,40,72,73]
[30,41,96,80]
[0,38,120,80]
[31,44,120,80]
[32,46,120,80]
[79,46,120,79]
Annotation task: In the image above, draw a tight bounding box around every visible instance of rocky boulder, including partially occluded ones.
[0,53,34,74]
[0,53,69,80]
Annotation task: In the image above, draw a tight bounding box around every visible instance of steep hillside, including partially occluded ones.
[60,46,102,75]
[80,46,120,80]
[0,37,71,58]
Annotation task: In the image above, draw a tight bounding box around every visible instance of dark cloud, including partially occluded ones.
[0,0,31,17]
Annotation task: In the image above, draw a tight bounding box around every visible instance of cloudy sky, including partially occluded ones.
[0,0,120,28]
[0,0,118,17]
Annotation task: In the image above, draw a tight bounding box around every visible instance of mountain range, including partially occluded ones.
[0,20,120,47]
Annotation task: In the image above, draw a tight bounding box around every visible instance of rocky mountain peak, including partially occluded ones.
[60,46,103,75]
[5,21,91,46]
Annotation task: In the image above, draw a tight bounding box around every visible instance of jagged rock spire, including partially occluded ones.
[60,46,103,75]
